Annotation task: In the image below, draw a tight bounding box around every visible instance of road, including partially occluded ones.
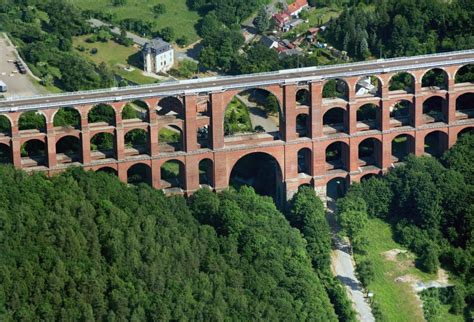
[328,203,375,322]
[0,50,473,111]
[0,33,42,99]
[88,19,150,47]
[236,95,278,132]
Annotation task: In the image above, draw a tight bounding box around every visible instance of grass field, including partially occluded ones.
[70,0,200,43]
[72,35,157,84]
[355,219,462,322]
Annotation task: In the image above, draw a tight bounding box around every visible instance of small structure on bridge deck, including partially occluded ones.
[142,37,174,74]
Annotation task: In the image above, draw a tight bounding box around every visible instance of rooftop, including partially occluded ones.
[143,38,172,54]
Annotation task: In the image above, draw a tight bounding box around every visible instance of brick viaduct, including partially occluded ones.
[0,51,473,200]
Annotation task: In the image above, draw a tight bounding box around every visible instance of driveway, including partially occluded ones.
[236,94,278,132]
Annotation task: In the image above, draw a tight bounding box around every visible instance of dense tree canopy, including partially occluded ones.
[0,167,338,321]
[325,0,474,59]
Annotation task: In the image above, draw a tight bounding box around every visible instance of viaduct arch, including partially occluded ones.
[0,51,473,200]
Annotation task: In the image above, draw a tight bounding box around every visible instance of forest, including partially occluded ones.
[324,0,474,59]
[336,134,474,318]
[0,0,115,91]
[0,165,348,321]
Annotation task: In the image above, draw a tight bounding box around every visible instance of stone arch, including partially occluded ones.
[157,96,184,118]
[421,68,448,89]
[229,151,283,204]
[125,128,149,155]
[326,177,347,200]
[423,96,446,123]
[197,126,209,149]
[391,134,415,162]
[127,163,152,186]
[326,141,349,171]
[355,75,382,96]
[457,127,474,138]
[90,132,115,159]
[159,125,183,152]
[296,113,309,138]
[161,159,185,189]
[455,93,474,120]
[0,114,12,136]
[390,100,413,127]
[199,158,214,187]
[56,136,81,163]
[224,88,281,138]
[122,100,149,122]
[297,148,312,175]
[356,103,379,130]
[0,143,11,164]
[424,130,448,157]
[88,104,116,126]
[96,166,118,176]
[358,137,382,168]
[388,72,415,93]
[19,111,46,132]
[21,139,47,167]
[323,107,347,134]
[322,78,349,100]
[53,107,81,128]
[454,64,474,84]
[296,88,310,106]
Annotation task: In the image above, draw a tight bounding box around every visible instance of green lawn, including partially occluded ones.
[73,35,158,85]
[354,219,462,322]
[69,0,200,43]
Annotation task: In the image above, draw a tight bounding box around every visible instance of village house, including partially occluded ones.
[142,37,174,74]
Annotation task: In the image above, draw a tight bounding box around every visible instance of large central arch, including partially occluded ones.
[229,152,283,204]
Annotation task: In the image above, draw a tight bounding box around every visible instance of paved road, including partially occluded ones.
[0,34,42,98]
[88,19,150,47]
[236,95,278,132]
[328,203,375,322]
[1,50,473,111]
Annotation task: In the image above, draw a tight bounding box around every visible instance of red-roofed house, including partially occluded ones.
[286,0,309,17]
[273,12,291,29]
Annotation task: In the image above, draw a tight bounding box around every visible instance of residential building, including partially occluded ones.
[286,0,309,17]
[260,35,279,49]
[142,37,174,74]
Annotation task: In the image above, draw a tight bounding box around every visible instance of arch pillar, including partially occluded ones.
[118,163,127,183]
[381,134,392,169]
[46,120,56,168]
[184,95,197,152]
[381,99,391,131]
[114,104,125,161]
[310,81,323,138]
[349,138,359,172]
[283,84,297,141]
[213,151,227,191]
[284,144,299,180]
[348,103,358,134]
[313,141,325,177]
[80,110,91,164]
[414,96,423,127]
[447,92,456,124]
[151,159,161,189]
[184,154,200,193]
[210,92,224,149]
[10,113,21,167]
[415,132,425,156]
